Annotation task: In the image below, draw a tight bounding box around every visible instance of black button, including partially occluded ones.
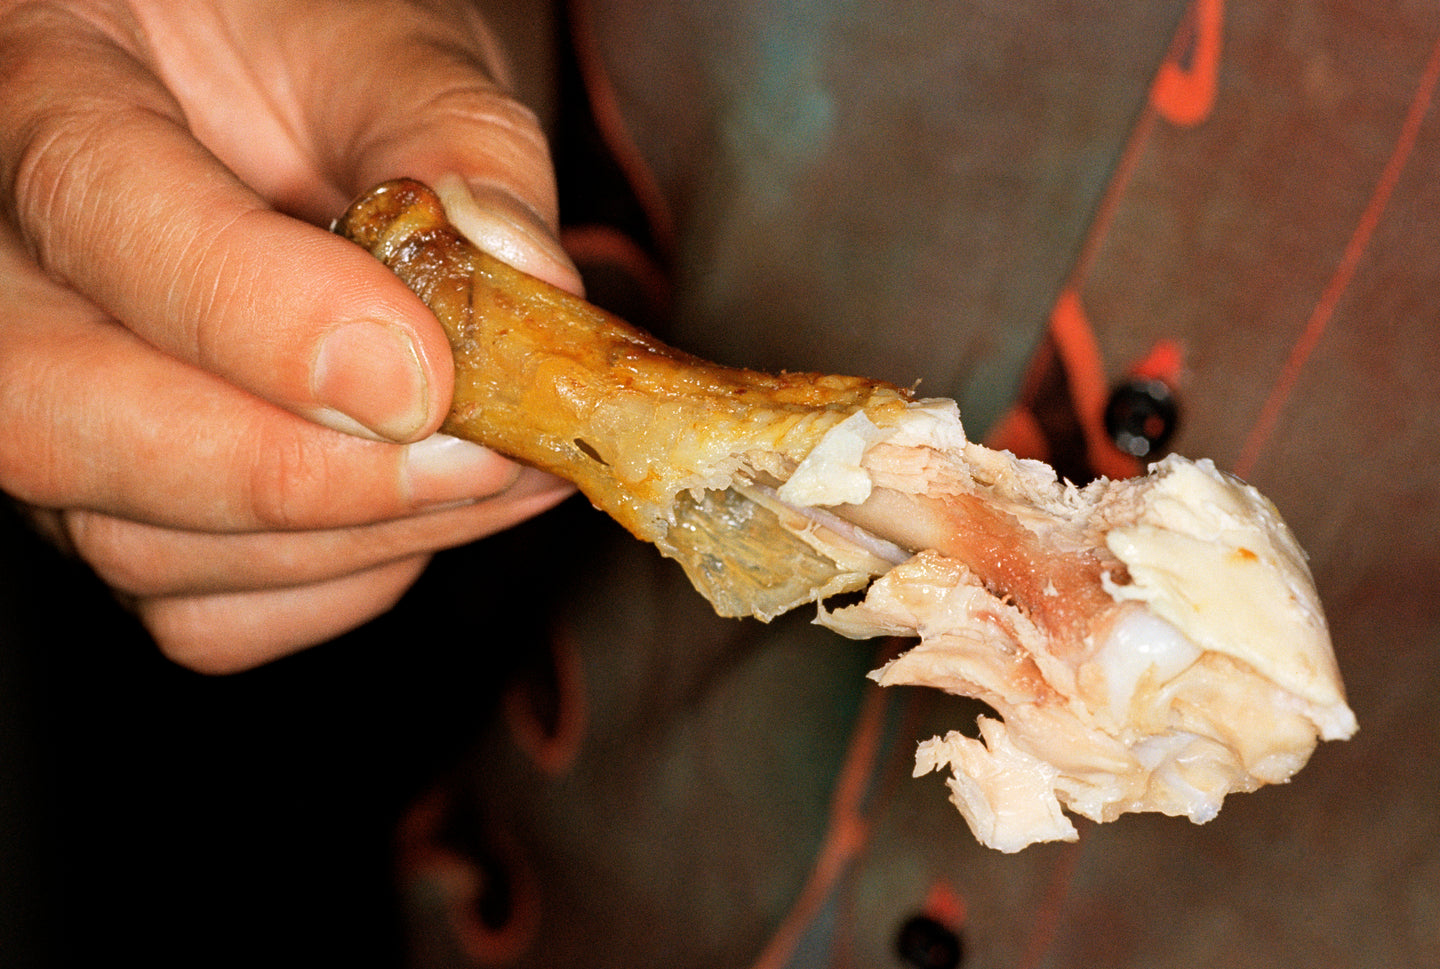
[896,913,963,969]
[1104,377,1179,457]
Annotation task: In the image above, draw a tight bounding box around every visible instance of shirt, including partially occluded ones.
[396,1,1440,967]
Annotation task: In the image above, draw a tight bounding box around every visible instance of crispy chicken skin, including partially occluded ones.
[336,179,1356,852]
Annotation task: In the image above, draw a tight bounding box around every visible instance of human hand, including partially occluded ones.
[0,0,579,672]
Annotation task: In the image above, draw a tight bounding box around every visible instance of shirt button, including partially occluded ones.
[1104,377,1179,457]
[896,913,964,969]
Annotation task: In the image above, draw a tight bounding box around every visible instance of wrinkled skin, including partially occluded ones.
[0,0,581,671]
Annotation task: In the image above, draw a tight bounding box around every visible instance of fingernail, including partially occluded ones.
[432,174,583,293]
[312,321,429,441]
[403,433,518,507]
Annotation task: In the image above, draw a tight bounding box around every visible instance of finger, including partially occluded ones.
[63,476,572,599]
[290,2,583,292]
[123,0,581,292]
[140,555,433,674]
[0,11,454,442]
[0,283,571,530]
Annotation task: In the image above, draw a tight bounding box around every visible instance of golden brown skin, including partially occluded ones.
[335,179,913,617]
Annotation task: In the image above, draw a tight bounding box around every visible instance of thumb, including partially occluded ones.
[305,6,583,295]
[431,173,583,296]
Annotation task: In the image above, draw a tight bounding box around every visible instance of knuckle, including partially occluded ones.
[0,9,188,288]
[179,208,316,379]
[1,21,118,261]
[8,103,97,269]
[428,84,553,177]
[9,98,184,293]
[242,425,339,531]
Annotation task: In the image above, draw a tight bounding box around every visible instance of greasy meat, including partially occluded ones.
[335,179,1357,852]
